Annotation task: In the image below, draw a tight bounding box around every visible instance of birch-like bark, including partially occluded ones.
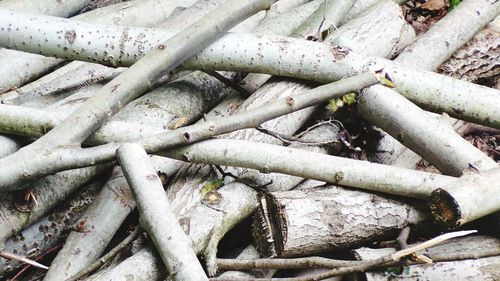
[163,138,456,199]
[430,167,500,227]
[0,164,110,244]
[22,6,321,278]
[438,15,500,83]
[0,0,198,93]
[217,245,275,279]
[67,5,416,279]
[0,181,102,278]
[358,0,500,176]
[291,0,357,39]
[117,143,208,281]
[42,157,184,281]
[252,186,425,257]
[0,0,199,157]
[0,0,91,17]
[353,235,500,281]
[2,10,499,130]
[0,0,274,189]
[0,73,377,190]
[43,2,321,276]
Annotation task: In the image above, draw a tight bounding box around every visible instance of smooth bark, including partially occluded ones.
[0,0,198,93]
[1,6,499,129]
[0,0,274,189]
[117,143,208,281]
[354,235,500,281]
[0,73,377,190]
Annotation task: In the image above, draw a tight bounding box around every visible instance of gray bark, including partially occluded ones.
[0,0,274,189]
[0,0,197,93]
[42,157,184,281]
[0,164,110,244]
[217,245,275,279]
[3,4,498,130]
[42,3,319,277]
[358,0,500,176]
[163,138,456,199]
[117,143,208,281]
[354,235,500,281]
[252,186,426,257]
[0,181,102,278]
[0,73,377,190]
[12,5,320,277]
[438,15,500,83]
[0,0,91,17]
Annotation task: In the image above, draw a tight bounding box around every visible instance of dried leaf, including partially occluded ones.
[420,0,446,11]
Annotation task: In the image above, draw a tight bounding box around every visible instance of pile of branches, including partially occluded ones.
[0,0,499,280]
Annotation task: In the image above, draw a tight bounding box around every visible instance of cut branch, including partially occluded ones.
[430,167,500,227]
[251,185,426,257]
[117,143,208,281]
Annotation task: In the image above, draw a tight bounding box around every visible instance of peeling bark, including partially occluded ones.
[439,15,500,83]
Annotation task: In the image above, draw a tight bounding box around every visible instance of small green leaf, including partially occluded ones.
[378,76,396,88]
[342,93,357,105]
[328,98,344,112]
[201,178,224,197]
[448,0,461,10]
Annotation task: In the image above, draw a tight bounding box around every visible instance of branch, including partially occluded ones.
[430,167,500,227]
[0,73,378,190]
[0,0,275,190]
[0,0,196,93]
[210,230,477,281]
[65,227,142,281]
[117,143,208,281]
[359,0,500,176]
[1,8,499,128]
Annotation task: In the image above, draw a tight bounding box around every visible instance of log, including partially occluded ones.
[0,164,110,244]
[362,0,500,175]
[38,4,320,277]
[0,0,274,190]
[251,185,426,257]
[83,3,419,279]
[41,156,183,281]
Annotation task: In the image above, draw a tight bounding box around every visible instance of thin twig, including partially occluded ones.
[211,230,477,281]
[10,243,63,281]
[66,227,142,281]
[256,126,338,146]
[203,70,251,97]
[0,251,48,270]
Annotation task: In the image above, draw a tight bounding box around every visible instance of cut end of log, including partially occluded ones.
[251,195,287,257]
[429,188,462,228]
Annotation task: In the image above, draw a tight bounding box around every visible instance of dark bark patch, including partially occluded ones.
[65,30,77,45]
[329,46,350,60]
